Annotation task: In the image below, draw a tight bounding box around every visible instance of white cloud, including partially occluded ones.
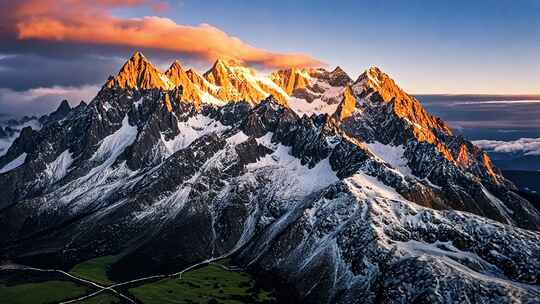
[473,138,540,156]
[0,85,99,116]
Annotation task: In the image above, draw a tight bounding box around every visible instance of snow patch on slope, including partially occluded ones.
[135,146,234,222]
[248,133,339,196]
[91,115,138,163]
[102,102,112,112]
[161,114,229,156]
[315,80,345,103]
[345,172,405,202]
[330,181,537,300]
[226,131,250,145]
[287,80,345,116]
[366,142,413,176]
[0,152,27,173]
[44,149,73,183]
[55,161,137,214]
[53,115,138,209]
[288,96,339,117]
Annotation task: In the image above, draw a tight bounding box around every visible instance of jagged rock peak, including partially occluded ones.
[328,66,353,86]
[353,66,451,133]
[75,100,87,109]
[206,57,243,73]
[166,60,183,72]
[105,51,169,90]
[38,99,72,125]
[164,60,188,84]
[269,67,311,95]
[342,66,460,164]
[359,66,384,80]
[125,51,153,69]
[354,66,418,106]
[331,66,346,74]
[214,57,244,68]
[56,99,71,113]
[201,58,288,105]
[204,58,254,84]
[132,51,145,59]
[355,66,394,94]
[204,58,235,87]
[165,61,206,108]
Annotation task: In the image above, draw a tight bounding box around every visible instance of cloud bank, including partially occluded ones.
[0,53,122,91]
[473,138,540,156]
[0,85,99,116]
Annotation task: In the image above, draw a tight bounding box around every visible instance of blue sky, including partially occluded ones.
[150,0,540,94]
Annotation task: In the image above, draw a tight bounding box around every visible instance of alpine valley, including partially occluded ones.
[1,52,540,304]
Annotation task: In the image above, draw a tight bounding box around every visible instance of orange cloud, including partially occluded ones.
[10,0,323,69]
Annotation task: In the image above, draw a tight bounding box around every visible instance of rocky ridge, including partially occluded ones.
[1,52,539,303]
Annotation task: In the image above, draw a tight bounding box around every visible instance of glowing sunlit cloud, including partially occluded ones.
[10,0,323,69]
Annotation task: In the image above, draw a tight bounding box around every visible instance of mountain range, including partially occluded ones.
[1,52,539,303]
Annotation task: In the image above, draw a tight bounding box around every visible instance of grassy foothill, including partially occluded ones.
[129,262,276,304]
[69,255,118,286]
[1,257,276,304]
[0,281,89,304]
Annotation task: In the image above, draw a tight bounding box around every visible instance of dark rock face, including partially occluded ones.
[1,66,540,303]
[327,66,353,87]
[39,100,72,126]
[310,66,353,88]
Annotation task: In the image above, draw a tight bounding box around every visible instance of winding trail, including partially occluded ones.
[0,264,137,303]
[0,254,233,304]
[61,255,231,303]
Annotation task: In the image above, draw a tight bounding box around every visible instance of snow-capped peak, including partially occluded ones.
[167,59,183,72]
[201,57,289,105]
[105,51,172,90]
